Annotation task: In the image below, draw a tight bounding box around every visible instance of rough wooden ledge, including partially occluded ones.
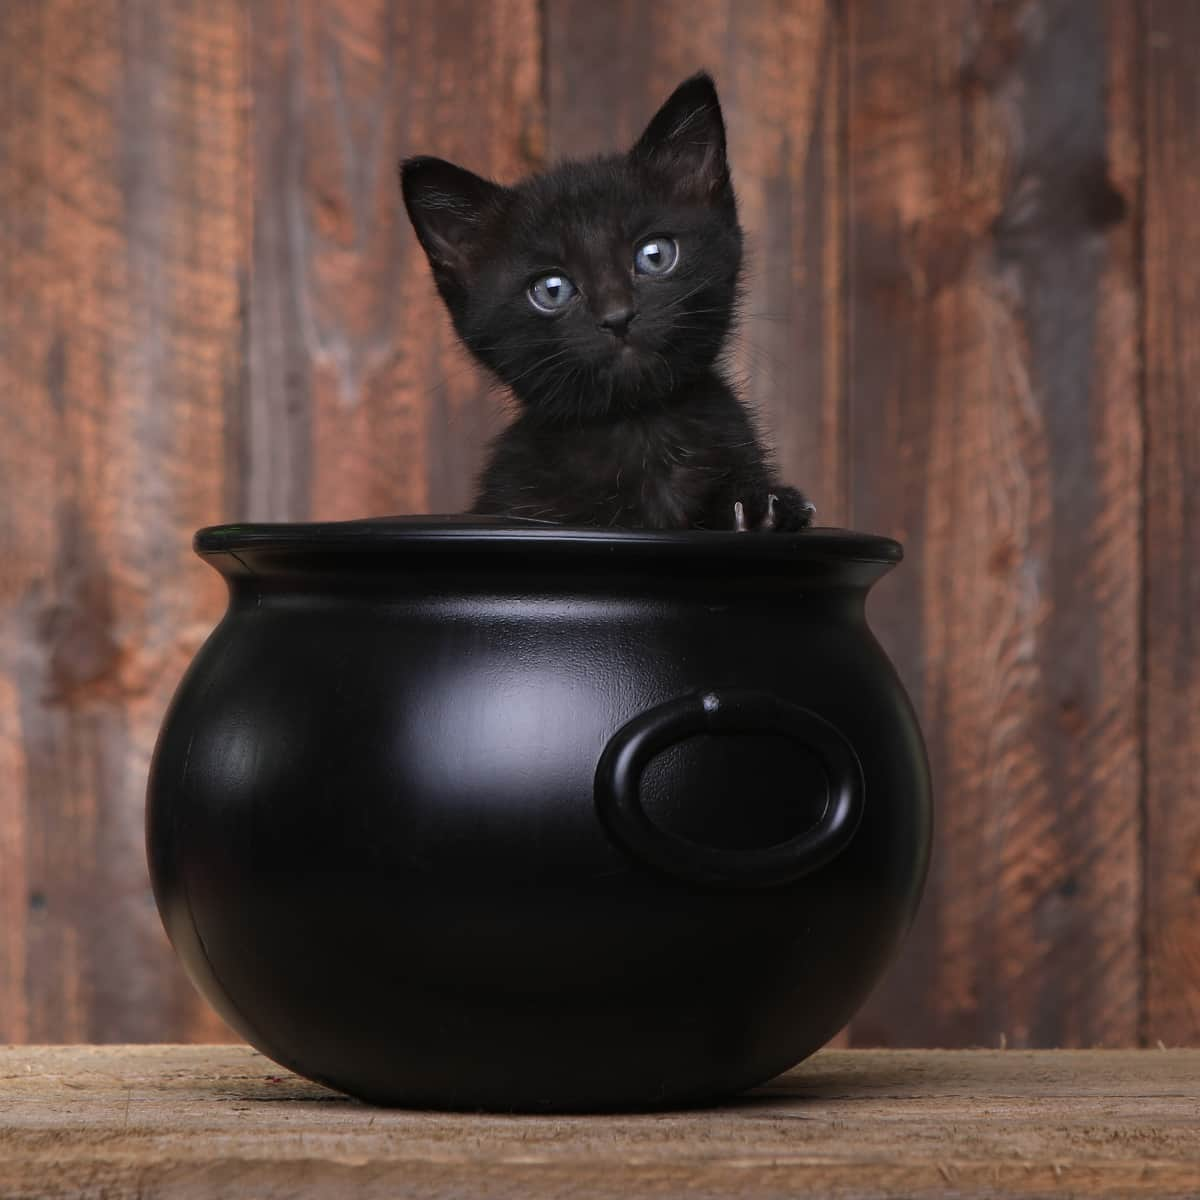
[0,1046,1196,1198]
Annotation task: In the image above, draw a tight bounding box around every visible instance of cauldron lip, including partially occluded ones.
[194,515,901,567]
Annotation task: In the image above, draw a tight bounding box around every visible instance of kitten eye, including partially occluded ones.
[634,236,679,276]
[528,273,577,313]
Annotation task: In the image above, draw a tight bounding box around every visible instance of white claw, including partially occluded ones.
[762,493,778,530]
[733,500,748,532]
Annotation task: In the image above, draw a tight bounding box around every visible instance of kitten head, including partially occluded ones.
[400,73,742,422]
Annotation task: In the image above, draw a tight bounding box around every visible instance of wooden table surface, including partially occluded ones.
[0,1046,1196,1198]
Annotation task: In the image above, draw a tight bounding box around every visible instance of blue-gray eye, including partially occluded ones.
[528,273,576,312]
[634,236,679,275]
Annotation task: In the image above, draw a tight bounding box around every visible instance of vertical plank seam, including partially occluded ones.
[1134,0,1151,1050]
[235,0,253,522]
[537,0,550,171]
[835,0,852,532]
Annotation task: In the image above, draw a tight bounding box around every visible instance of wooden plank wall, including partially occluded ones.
[0,0,245,1042]
[0,0,1196,1048]
[1143,0,1200,1045]
[845,0,1143,1049]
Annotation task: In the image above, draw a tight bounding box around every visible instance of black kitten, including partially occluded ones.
[400,72,813,532]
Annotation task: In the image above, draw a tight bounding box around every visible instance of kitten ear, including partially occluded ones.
[399,156,505,278]
[630,72,730,200]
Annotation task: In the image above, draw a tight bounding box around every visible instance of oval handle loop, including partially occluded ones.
[594,689,864,888]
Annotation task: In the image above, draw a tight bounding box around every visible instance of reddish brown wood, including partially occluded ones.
[1143,0,1200,1046]
[0,0,248,1041]
[845,0,1143,1048]
[544,0,848,524]
[248,0,544,523]
[2,0,1198,1051]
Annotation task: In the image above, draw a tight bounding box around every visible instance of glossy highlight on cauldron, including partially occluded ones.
[146,517,933,1112]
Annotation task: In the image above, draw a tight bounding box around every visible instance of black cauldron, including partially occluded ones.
[146,518,931,1111]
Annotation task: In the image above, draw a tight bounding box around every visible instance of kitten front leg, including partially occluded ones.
[732,488,816,532]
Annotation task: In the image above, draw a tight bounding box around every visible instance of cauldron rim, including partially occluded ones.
[194,515,902,568]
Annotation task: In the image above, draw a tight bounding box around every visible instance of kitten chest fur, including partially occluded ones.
[475,376,765,530]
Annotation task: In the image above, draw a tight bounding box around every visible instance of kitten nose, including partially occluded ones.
[598,305,637,336]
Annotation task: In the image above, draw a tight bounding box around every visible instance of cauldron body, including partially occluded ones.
[147,519,931,1112]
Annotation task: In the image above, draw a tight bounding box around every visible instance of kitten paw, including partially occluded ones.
[733,490,815,532]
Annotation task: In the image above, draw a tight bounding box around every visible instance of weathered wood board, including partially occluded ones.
[1,1046,1197,1198]
[1,0,1198,1049]
[1143,0,1200,1048]
[844,0,1143,1049]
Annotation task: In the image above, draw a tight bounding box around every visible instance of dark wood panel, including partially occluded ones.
[0,0,248,1041]
[1143,0,1200,1045]
[845,0,1143,1047]
[544,0,848,524]
[248,0,544,523]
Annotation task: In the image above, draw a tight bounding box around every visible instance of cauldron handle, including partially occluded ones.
[594,689,864,889]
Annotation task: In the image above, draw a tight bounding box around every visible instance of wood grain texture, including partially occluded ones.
[248,0,543,522]
[0,1,247,1042]
[544,0,848,525]
[1,1046,1198,1198]
[845,0,1143,1048]
[2,0,1199,1050]
[1143,0,1200,1045]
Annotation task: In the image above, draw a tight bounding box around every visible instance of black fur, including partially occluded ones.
[400,72,813,531]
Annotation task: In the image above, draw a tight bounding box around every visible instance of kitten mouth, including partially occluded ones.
[597,340,655,389]
[608,343,643,376]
